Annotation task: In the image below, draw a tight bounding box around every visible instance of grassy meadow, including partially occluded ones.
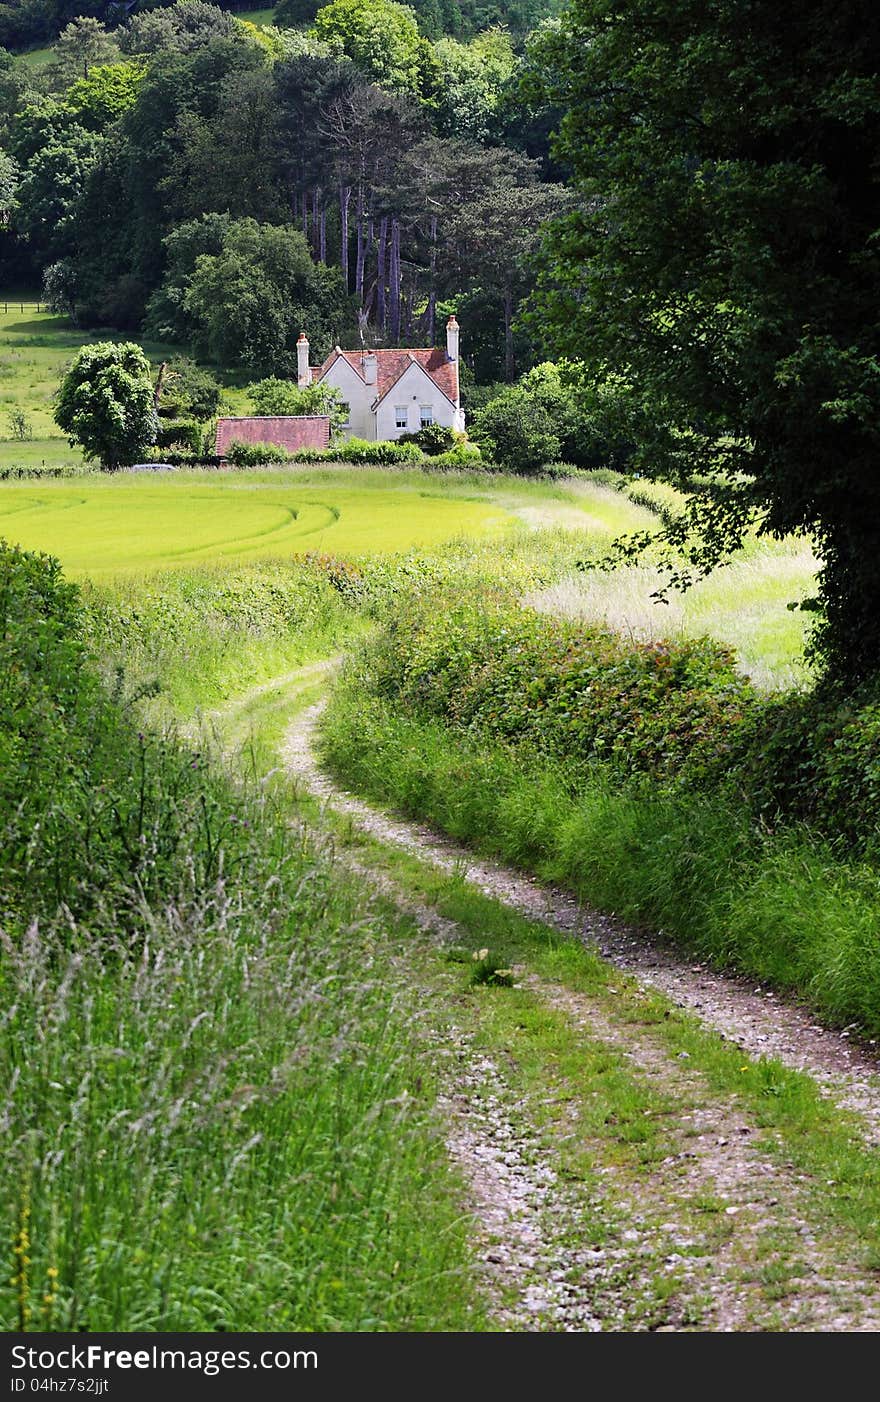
[0,302,255,472]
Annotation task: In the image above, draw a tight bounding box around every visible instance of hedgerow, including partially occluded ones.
[353,587,880,854]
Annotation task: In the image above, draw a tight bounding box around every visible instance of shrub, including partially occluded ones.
[398,423,458,455]
[360,591,757,789]
[339,437,425,465]
[426,444,484,469]
[155,418,203,453]
[156,357,222,420]
[226,439,295,466]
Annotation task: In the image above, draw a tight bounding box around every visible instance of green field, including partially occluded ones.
[0,470,522,575]
[0,302,257,471]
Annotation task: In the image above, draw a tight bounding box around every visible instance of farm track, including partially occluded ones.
[225,665,880,1330]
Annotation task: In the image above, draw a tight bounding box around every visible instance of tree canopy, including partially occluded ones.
[54,340,158,470]
[529,0,880,683]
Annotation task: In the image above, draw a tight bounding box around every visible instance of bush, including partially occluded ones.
[291,438,426,466]
[471,364,638,474]
[471,383,561,474]
[398,423,458,455]
[157,357,222,420]
[429,444,484,469]
[226,439,295,466]
[339,437,425,465]
[155,419,203,453]
[360,591,757,789]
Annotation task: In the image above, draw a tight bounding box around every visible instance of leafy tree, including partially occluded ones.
[470,377,561,473]
[529,0,880,684]
[14,126,102,258]
[0,149,17,227]
[160,66,284,223]
[249,375,348,435]
[143,212,233,343]
[433,27,515,143]
[54,340,158,470]
[121,2,239,56]
[8,408,32,441]
[312,0,429,97]
[155,355,221,420]
[49,18,119,84]
[181,217,354,373]
[0,47,36,145]
[64,61,145,129]
[42,258,79,320]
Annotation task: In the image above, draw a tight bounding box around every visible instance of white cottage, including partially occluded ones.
[297,317,465,441]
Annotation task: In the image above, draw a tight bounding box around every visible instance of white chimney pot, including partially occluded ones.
[446,315,459,363]
[297,332,310,389]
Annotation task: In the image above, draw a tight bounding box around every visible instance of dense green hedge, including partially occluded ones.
[358,590,880,854]
[370,592,756,787]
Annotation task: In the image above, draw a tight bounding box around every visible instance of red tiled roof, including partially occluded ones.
[316,347,459,406]
[215,416,330,457]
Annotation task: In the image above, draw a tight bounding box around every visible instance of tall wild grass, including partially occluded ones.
[0,543,478,1331]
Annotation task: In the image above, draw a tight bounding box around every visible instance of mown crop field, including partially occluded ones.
[0,468,663,577]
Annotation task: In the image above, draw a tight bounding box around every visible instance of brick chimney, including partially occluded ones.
[446,315,459,363]
[297,332,310,389]
[363,352,378,385]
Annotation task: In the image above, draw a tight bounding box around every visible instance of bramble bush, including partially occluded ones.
[356,587,880,853]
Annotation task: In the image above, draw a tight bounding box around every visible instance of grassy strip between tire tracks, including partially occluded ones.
[297,769,880,1277]
[215,664,880,1278]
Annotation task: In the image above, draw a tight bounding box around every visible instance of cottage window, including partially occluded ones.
[419,404,434,427]
[394,405,408,430]
[340,401,350,427]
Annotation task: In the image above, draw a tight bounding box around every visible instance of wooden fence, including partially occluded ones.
[1,302,44,314]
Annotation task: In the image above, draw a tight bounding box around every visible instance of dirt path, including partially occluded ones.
[283,699,880,1144]
[213,669,880,1330]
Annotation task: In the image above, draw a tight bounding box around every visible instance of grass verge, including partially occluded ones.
[0,548,481,1332]
[320,679,880,1039]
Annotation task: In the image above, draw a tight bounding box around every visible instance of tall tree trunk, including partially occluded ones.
[404,281,415,341]
[355,184,366,305]
[376,214,388,336]
[340,184,351,291]
[389,217,401,343]
[319,204,327,263]
[312,187,320,258]
[504,286,515,381]
[426,213,437,345]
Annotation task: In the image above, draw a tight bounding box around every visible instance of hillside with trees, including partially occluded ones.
[0,1,568,386]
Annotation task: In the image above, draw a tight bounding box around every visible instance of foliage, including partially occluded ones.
[472,362,636,473]
[528,0,880,684]
[311,0,430,98]
[155,417,202,453]
[121,2,239,57]
[249,374,348,435]
[49,17,119,83]
[360,589,757,786]
[179,217,353,374]
[398,421,457,454]
[155,354,221,419]
[54,339,158,470]
[7,408,31,440]
[226,437,295,465]
[432,27,516,143]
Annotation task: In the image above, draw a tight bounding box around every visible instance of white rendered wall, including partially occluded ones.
[373,362,457,441]
[318,358,376,441]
